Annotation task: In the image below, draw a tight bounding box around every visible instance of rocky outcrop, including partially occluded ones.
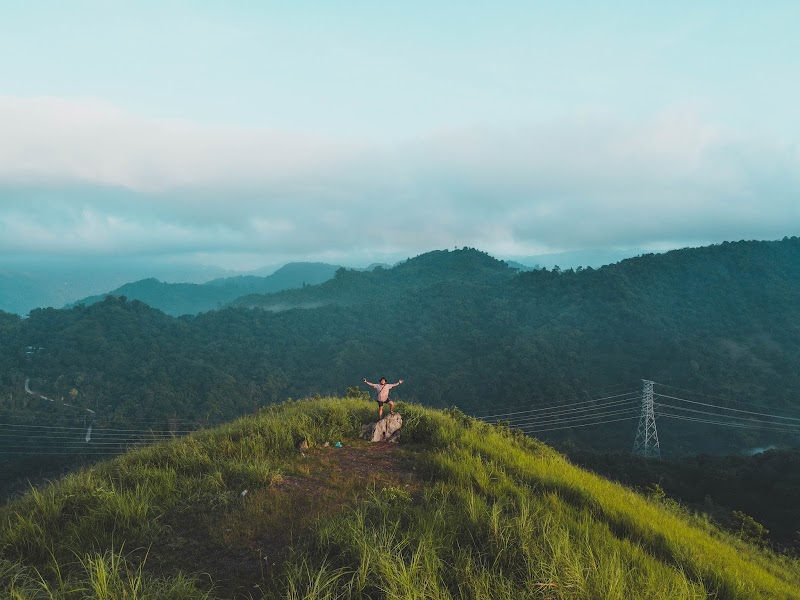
[362,412,403,442]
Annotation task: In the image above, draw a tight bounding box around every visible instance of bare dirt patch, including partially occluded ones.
[150,440,419,599]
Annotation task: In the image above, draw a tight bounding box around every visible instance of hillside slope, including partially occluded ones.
[1,399,798,599]
[570,448,800,550]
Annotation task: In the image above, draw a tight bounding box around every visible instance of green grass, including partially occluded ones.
[0,547,210,599]
[280,405,800,598]
[1,398,799,599]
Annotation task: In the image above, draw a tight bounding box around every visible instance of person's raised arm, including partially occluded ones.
[363,378,379,389]
[387,379,405,389]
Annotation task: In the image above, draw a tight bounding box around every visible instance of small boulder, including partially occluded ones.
[363,412,403,442]
[297,439,309,450]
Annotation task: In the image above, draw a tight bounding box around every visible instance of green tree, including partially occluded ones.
[732,510,769,546]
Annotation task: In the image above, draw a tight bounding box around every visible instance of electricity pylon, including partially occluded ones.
[633,380,661,458]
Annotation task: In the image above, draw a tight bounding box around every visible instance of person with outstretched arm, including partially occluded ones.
[363,376,404,419]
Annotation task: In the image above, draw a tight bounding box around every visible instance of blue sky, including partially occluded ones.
[1,1,798,268]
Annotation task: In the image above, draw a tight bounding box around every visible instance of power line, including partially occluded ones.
[0,438,172,451]
[654,393,800,422]
[474,390,639,420]
[0,422,197,434]
[0,432,185,442]
[476,397,639,426]
[522,414,641,434]
[0,406,222,426]
[493,405,641,428]
[654,402,800,429]
[0,403,225,423]
[0,417,202,456]
[0,440,181,448]
[476,392,639,421]
[0,423,208,439]
[0,450,126,456]
[472,385,637,417]
[0,435,184,452]
[0,424,197,436]
[656,412,800,434]
[653,382,800,417]
[0,432,186,443]
[469,381,640,416]
[499,378,800,440]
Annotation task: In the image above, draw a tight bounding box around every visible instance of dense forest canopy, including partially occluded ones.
[1,238,799,481]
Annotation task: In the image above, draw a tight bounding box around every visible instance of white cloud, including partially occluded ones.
[0,96,353,190]
[1,96,798,266]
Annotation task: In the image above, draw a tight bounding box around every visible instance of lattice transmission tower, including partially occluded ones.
[633,380,661,458]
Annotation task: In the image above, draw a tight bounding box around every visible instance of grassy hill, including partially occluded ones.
[2,398,799,599]
[569,448,800,551]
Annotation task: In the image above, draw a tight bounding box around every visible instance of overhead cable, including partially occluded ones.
[522,414,641,434]
[654,393,800,422]
[656,412,800,434]
[469,381,639,416]
[473,390,639,420]
[495,406,641,428]
[654,402,800,429]
[654,383,800,417]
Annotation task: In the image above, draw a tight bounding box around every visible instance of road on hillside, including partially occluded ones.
[24,377,95,414]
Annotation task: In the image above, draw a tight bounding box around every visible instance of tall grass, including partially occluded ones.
[2,397,799,599]
[0,398,371,596]
[0,548,211,599]
[278,403,800,599]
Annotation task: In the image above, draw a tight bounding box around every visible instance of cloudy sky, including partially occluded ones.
[1,1,799,269]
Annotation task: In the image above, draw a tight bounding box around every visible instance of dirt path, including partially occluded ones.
[151,440,420,599]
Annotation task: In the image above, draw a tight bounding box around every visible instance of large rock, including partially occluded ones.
[363,412,403,442]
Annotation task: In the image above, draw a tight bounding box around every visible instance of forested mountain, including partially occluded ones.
[70,261,342,316]
[1,238,799,473]
[229,248,519,310]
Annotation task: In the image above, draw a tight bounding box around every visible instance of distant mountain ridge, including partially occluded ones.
[70,262,343,316]
[0,262,235,316]
[0,250,635,316]
[507,247,648,270]
[230,248,517,311]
